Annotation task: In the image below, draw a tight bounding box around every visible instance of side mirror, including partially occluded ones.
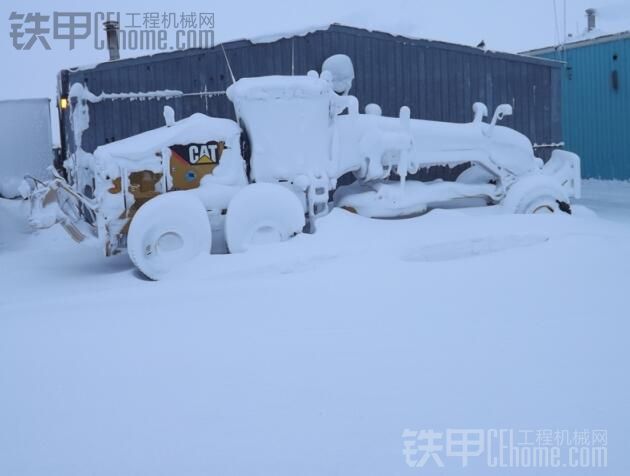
[484,104,513,137]
[491,104,513,126]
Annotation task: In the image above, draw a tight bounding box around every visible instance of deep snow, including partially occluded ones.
[0,180,629,475]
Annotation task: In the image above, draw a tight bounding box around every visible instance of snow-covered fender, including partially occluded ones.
[542,149,582,199]
[502,173,571,214]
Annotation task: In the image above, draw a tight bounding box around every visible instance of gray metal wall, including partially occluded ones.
[59,24,562,167]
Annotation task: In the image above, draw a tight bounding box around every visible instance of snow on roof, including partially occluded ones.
[66,25,334,72]
[523,30,630,55]
[94,113,240,161]
[568,28,610,43]
[68,23,548,73]
[247,24,332,45]
[0,97,51,105]
[240,22,453,47]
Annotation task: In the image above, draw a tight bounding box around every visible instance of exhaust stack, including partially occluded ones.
[103,21,120,61]
[586,8,597,32]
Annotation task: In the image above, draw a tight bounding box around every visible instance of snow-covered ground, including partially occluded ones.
[1,180,629,475]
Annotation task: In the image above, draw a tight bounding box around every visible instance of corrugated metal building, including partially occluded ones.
[58,24,562,177]
[527,31,630,179]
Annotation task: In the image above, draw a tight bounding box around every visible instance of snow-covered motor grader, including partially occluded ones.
[28,55,581,279]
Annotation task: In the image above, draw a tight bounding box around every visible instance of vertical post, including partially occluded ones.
[586,8,596,32]
[103,21,120,61]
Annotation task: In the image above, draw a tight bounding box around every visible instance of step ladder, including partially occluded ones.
[305,176,330,233]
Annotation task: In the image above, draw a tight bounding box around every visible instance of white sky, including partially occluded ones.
[1,0,629,103]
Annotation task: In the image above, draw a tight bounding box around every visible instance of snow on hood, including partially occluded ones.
[226,75,332,102]
[94,113,241,162]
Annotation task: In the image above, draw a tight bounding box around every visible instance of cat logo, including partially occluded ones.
[169,141,225,166]
[188,143,218,164]
[169,141,226,191]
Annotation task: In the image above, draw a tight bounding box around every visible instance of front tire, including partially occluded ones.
[127,192,212,280]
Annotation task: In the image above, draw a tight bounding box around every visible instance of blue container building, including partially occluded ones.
[527,31,630,180]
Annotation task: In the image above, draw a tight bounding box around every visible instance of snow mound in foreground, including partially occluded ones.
[0,199,29,252]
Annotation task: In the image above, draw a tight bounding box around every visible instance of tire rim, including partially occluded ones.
[532,204,554,214]
[156,231,185,253]
[250,225,282,245]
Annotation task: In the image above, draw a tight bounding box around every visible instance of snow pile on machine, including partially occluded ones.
[25,55,581,279]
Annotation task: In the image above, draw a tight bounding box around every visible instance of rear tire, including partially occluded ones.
[225,183,305,254]
[127,192,211,280]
